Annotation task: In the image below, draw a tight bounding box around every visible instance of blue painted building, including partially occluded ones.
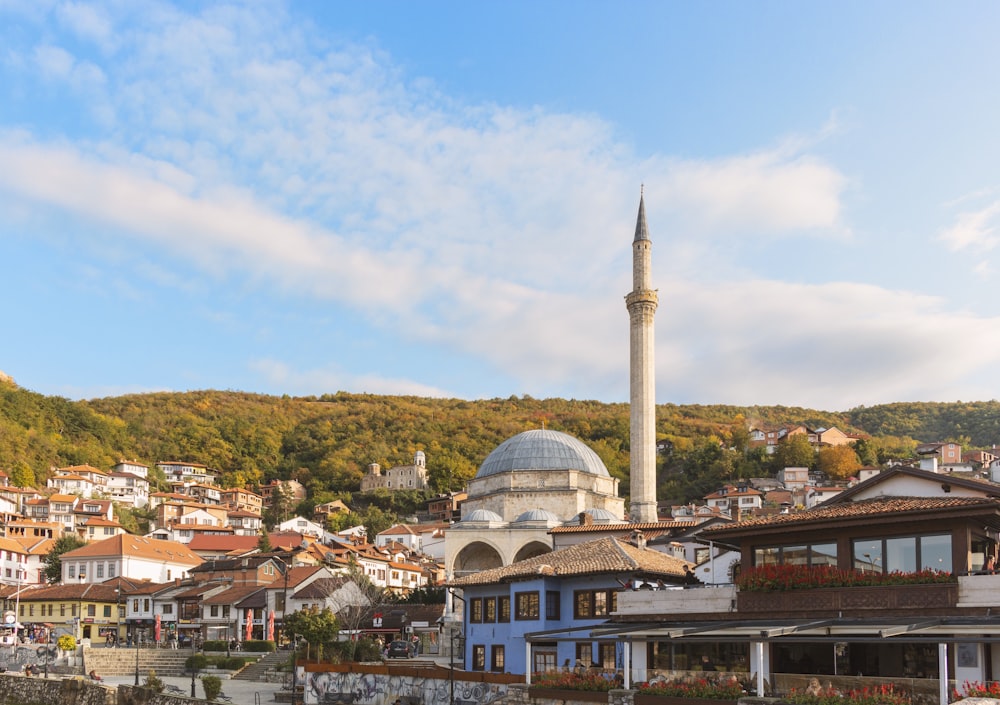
[451,534,690,675]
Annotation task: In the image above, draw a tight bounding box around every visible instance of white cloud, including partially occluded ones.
[658,148,847,235]
[56,1,114,50]
[939,201,1000,253]
[249,358,452,398]
[654,278,1000,409]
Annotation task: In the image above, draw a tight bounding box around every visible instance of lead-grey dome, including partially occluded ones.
[475,429,610,479]
[514,508,561,524]
[463,509,504,523]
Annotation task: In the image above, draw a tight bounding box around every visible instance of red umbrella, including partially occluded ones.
[245,608,253,641]
[267,610,275,642]
[154,613,161,643]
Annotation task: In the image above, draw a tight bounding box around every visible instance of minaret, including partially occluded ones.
[625,188,659,524]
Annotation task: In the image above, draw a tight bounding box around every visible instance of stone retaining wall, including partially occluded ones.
[0,674,116,705]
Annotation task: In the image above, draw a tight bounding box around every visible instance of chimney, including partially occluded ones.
[578,512,593,526]
[631,530,647,550]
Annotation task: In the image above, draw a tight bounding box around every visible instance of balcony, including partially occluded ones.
[615,585,737,617]
[737,582,958,615]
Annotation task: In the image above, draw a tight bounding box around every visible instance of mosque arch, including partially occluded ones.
[453,541,503,578]
[513,541,552,563]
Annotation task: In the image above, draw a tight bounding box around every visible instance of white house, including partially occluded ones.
[278,516,337,543]
[106,471,150,508]
[0,537,29,586]
[61,534,203,583]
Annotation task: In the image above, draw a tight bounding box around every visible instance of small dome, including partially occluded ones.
[462,509,504,523]
[583,508,619,523]
[476,429,610,479]
[514,508,561,524]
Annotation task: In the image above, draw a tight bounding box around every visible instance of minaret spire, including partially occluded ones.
[625,188,659,524]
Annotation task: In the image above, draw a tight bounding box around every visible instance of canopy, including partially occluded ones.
[154,614,161,642]
[245,609,253,641]
[267,610,275,641]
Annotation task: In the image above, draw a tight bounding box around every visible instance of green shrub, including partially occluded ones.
[243,639,276,652]
[202,639,229,651]
[222,657,251,670]
[201,674,223,701]
[185,654,209,671]
[143,670,165,693]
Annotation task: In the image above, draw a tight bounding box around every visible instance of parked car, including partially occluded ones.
[386,640,413,658]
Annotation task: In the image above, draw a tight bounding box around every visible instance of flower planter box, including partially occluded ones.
[529,688,610,703]
[737,583,957,614]
[635,696,737,705]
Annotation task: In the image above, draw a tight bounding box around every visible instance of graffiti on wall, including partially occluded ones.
[305,670,508,705]
[0,644,60,672]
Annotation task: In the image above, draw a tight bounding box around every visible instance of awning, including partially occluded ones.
[526,616,1000,644]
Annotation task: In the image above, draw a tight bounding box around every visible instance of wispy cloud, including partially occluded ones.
[939,201,1000,253]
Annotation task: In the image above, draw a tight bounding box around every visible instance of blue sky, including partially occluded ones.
[2,1,1000,410]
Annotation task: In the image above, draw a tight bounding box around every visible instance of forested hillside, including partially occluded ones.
[2,376,998,509]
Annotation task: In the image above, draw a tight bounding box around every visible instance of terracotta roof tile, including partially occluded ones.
[702,496,1000,536]
[449,536,690,587]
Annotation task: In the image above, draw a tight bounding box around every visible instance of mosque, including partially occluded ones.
[444,192,659,579]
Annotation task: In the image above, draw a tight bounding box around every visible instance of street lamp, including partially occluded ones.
[115,587,121,648]
[134,632,140,686]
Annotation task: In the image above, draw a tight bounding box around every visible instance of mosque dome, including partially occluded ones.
[475,429,610,479]
[462,509,504,523]
[566,507,620,524]
[514,508,561,524]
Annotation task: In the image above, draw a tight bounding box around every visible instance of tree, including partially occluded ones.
[257,529,273,553]
[263,481,295,528]
[817,445,862,481]
[43,535,87,583]
[282,607,340,662]
[773,434,816,471]
[333,562,392,661]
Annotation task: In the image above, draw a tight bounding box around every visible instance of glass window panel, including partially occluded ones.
[853,539,883,573]
[783,545,808,565]
[920,534,952,572]
[754,546,780,566]
[811,543,838,566]
[886,536,917,573]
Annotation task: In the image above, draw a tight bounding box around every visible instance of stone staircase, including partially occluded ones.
[233,651,291,681]
[83,646,197,678]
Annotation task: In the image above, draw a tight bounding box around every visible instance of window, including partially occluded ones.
[88,604,96,617]
[144,599,150,611]
[573,589,617,619]
[469,598,483,623]
[222,605,230,618]
[68,564,76,579]
[498,596,510,623]
[133,600,139,612]
[545,591,560,620]
[754,542,838,568]
[210,605,219,617]
[103,606,112,618]
[491,645,505,672]
[576,642,593,667]
[515,591,539,620]
[60,604,66,616]
[472,645,486,671]
[852,534,951,574]
[484,597,496,623]
[72,604,78,617]
[533,645,558,673]
[96,564,104,578]
[108,561,116,577]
